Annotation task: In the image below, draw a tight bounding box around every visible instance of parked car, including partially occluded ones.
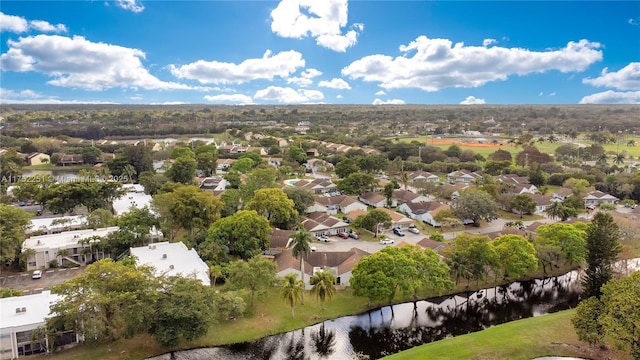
[408,227,420,234]
[586,205,596,210]
[379,239,395,245]
[318,236,330,242]
[392,228,405,237]
[18,201,26,207]
[349,232,359,239]
[36,209,43,216]
[310,246,317,252]
[337,232,349,239]
[32,270,42,279]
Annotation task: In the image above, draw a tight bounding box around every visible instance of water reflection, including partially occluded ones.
[151,270,584,360]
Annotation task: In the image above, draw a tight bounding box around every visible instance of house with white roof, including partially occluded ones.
[22,227,119,271]
[446,170,483,184]
[583,190,619,207]
[28,215,86,235]
[408,170,440,183]
[0,291,79,359]
[307,195,368,215]
[130,242,210,286]
[399,201,450,227]
[112,191,154,217]
[300,212,351,237]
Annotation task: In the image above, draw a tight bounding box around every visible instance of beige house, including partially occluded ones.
[25,153,50,166]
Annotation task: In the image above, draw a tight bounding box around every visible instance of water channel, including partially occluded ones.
[149,269,589,360]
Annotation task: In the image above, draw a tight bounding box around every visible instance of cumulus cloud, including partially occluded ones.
[375,90,386,96]
[342,36,602,91]
[204,94,254,105]
[0,35,201,91]
[270,0,363,52]
[579,90,640,104]
[372,98,405,105]
[0,12,67,33]
[318,78,351,89]
[336,94,343,99]
[170,50,305,85]
[0,88,45,100]
[483,38,497,47]
[254,86,324,103]
[116,0,145,13]
[460,96,486,105]
[582,62,640,91]
[0,88,116,104]
[287,68,322,87]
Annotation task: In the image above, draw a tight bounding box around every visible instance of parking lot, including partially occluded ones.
[0,267,84,293]
[312,229,427,254]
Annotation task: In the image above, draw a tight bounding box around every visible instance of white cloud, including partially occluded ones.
[342,36,602,91]
[538,92,544,96]
[0,88,45,99]
[1,13,67,33]
[170,49,305,85]
[582,63,640,91]
[629,18,639,26]
[270,0,363,52]
[0,35,201,91]
[0,89,117,105]
[204,94,254,105]
[375,90,386,96]
[579,90,640,104]
[372,98,405,105]
[0,12,28,33]
[318,78,351,89]
[116,0,145,13]
[130,95,143,101]
[287,68,322,87]
[254,86,324,103]
[548,92,556,97]
[336,94,343,99]
[483,38,497,47]
[29,20,67,33]
[460,96,486,105]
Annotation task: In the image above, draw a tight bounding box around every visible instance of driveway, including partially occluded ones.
[0,267,84,294]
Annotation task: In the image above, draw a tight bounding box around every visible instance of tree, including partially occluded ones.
[510,194,536,218]
[48,259,159,342]
[194,144,218,176]
[85,208,115,229]
[535,223,587,265]
[0,150,24,183]
[583,212,621,298]
[443,233,494,285]
[230,157,255,174]
[229,256,277,306]
[290,230,313,304]
[240,167,279,201]
[399,245,453,297]
[281,273,304,317]
[356,209,392,237]
[203,210,271,260]
[545,201,564,221]
[209,264,223,287]
[598,271,640,357]
[487,149,512,162]
[246,188,298,229]
[285,146,307,165]
[350,249,407,306]
[220,188,242,217]
[528,164,548,187]
[283,187,315,215]
[336,172,377,195]
[138,171,166,196]
[489,235,538,280]
[383,181,395,208]
[0,204,32,264]
[166,156,197,185]
[452,189,499,226]
[310,270,336,310]
[149,276,215,347]
[81,146,102,165]
[335,158,360,178]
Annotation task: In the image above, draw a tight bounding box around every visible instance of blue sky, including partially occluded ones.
[1,1,639,105]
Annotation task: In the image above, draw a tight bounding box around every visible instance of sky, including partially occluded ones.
[0,1,639,105]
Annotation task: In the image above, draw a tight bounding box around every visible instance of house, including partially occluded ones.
[130,242,210,286]
[216,158,236,171]
[55,153,83,166]
[409,170,440,183]
[416,237,447,253]
[112,190,155,217]
[306,148,319,157]
[197,176,227,192]
[551,187,574,202]
[28,215,86,235]
[300,212,350,237]
[359,191,392,208]
[392,189,430,205]
[274,247,370,288]
[347,208,413,229]
[24,153,50,166]
[266,157,283,168]
[496,174,537,195]
[22,227,119,271]
[483,227,532,240]
[530,194,553,212]
[292,178,337,194]
[446,169,483,184]
[399,201,450,227]
[269,229,295,250]
[439,183,470,201]
[583,190,619,207]
[0,291,80,359]
[308,195,368,215]
[121,184,145,193]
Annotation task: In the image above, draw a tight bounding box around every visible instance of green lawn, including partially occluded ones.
[383,309,631,360]
[497,210,544,221]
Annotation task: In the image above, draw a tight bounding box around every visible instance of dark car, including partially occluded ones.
[392,228,405,237]
[349,232,359,239]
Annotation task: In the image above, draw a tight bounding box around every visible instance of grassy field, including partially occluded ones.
[497,210,545,221]
[383,309,631,360]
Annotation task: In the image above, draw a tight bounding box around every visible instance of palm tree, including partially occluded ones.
[209,264,223,287]
[290,229,312,304]
[613,153,625,165]
[627,139,636,147]
[545,201,564,221]
[310,270,336,310]
[281,273,303,318]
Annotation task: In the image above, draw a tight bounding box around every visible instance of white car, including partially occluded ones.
[408,227,420,234]
[310,246,317,252]
[32,270,42,279]
[379,239,395,245]
[318,236,330,242]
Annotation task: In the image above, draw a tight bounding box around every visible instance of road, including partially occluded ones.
[0,267,85,294]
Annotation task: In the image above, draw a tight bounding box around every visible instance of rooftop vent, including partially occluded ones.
[169,265,174,269]
[162,254,167,259]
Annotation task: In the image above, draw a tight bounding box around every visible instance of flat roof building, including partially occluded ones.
[130,242,210,286]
